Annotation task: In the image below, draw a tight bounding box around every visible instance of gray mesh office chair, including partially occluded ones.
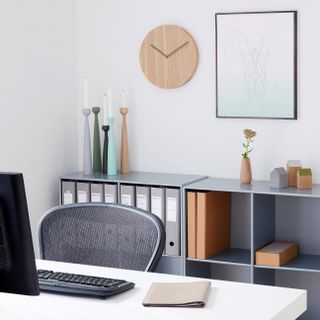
[38,203,165,272]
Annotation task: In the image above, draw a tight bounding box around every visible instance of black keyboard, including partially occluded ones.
[37,269,135,298]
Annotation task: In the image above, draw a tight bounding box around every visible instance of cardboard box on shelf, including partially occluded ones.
[255,242,298,267]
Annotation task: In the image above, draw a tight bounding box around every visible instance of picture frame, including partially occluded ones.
[215,11,297,119]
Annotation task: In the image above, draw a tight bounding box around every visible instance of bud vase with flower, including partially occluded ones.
[240,129,257,184]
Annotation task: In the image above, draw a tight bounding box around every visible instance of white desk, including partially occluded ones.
[0,260,306,320]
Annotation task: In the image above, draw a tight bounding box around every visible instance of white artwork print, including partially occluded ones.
[216,12,296,119]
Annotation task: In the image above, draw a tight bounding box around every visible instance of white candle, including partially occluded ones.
[121,90,126,106]
[83,77,88,109]
[103,94,108,125]
[106,87,113,118]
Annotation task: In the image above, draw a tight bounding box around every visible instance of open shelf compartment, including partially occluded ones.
[186,260,252,283]
[186,190,252,266]
[254,194,320,273]
[255,254,320,273]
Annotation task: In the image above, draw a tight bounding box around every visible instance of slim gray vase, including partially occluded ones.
[82,108,92,175]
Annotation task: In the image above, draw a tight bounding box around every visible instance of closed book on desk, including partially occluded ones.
[187,192,197,259]
[143,281,210,307]
[196,191,231,259]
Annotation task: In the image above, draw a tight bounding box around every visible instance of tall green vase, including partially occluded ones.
[92,106,102,172]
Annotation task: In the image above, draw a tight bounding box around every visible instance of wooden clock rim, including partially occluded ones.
[143,24,197,41]
[139,24,199,89]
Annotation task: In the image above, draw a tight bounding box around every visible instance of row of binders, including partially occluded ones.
[62,181,180,256]
[187,191,231,259]
[62,181,118,204]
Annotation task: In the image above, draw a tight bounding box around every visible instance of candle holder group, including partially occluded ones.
[81,82,130,176]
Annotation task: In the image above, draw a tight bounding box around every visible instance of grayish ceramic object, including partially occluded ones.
[270,167,288,188]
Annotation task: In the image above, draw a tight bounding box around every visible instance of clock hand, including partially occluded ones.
[150,44,168,58]
[166,41,189,58]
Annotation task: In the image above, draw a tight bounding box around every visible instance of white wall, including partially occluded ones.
[0,0,318,255]
[0,0,317,283]
[0,0,78,251]
[75,0,320,182]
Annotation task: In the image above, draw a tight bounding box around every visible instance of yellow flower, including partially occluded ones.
[244,129,256,139]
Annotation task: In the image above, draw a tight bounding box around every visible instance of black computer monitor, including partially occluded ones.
[0,172,39,295]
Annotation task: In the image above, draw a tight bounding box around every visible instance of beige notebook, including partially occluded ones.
[142,281,211,307]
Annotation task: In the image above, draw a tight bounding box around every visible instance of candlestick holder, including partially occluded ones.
[120,107,129,174]
[107,117,117,175]
[92,106,102,172]
[82,108,92,175]
[102,125,110,174]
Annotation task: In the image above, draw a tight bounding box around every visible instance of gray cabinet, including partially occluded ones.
[59,173,318,317]
[185,178,320,320]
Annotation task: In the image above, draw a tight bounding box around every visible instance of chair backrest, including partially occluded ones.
[38,203,165,272]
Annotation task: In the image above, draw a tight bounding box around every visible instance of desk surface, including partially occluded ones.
[0,260,306,320]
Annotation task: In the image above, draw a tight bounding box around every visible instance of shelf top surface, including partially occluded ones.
[255,254,320,273]
[61,171,207,187]
[188,248,251,266]
[186,177,320,198]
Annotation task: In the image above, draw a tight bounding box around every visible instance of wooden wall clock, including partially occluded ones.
[140,25,199,89]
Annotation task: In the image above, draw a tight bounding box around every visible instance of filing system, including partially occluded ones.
[60,171,206,275]
[185,178,320,320]
[61,173,320,318]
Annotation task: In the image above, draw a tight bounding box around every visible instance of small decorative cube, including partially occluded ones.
[270,167,288,188]
[297,168,312,189]
[287,160,302,187]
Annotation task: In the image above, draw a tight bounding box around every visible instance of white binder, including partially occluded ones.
[90,183,103,202]
[150,187,165,222]
[104,184,117,203]
[136,186,150,211]
[61,181,75,205]
[120,185,135,206]
[165,188,180,256]
[76,182,90,203]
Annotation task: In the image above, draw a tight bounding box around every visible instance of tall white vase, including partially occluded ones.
[82,108,92,175]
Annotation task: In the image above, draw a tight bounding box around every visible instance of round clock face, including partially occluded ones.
[140,25,199,89]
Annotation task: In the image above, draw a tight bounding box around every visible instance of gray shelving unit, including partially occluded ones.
[60,171,207,276]
[185,177,320,320]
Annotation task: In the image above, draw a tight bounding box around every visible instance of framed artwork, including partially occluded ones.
[215,11,297,119]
